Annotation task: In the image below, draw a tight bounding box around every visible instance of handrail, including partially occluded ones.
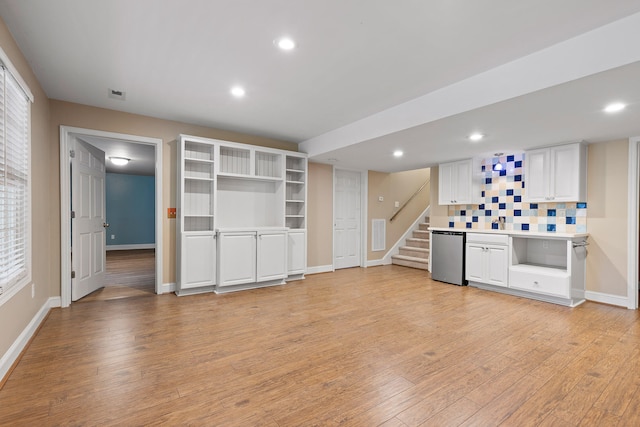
[389,178,430,222]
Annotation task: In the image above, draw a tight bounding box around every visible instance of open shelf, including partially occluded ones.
[185,159,214,180]
[185,141,215,161]
[511,236,567,271]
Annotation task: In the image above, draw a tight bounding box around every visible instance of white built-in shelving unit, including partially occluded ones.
[176,135,307,295]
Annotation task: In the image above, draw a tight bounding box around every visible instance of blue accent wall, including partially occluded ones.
[106,173,155,246]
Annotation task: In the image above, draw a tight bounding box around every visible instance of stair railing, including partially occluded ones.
[389,178,430,222]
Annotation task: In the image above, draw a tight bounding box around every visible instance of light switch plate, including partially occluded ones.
[378,196,384,202]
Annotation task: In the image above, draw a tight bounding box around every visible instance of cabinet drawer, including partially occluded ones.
[509,268,570,298]
[466,233,508,245]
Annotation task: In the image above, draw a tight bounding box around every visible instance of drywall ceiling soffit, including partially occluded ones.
[1,1,640,172]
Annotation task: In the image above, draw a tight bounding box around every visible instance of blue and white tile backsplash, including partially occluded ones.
[447,153,587,233]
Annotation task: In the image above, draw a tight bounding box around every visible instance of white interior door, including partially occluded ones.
[71,138,107,301]
[334,169,361,269]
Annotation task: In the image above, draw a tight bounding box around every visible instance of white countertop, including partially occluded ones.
[428,227,588,239]
[216,227,289,233]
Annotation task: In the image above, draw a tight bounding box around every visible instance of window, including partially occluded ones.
[0,56,32,304]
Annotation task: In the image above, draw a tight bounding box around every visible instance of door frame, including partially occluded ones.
[60,126,163,307]
[332,167,368,269]
[627,136,640,309]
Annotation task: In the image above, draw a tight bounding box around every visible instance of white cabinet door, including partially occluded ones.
[181,234,216,289]
[439,159,475,205]
[288,230,306,274]
[466,242,508,287]
[465,244,485,283]
[486,245,508,287]
[551,144,580,201]
[524,148,549,202]
[257,231,287,282]
[525,143,585,202]
[218,232,256,287]
[438,162,455,205]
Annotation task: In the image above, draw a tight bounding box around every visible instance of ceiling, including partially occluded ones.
[1,1,640,172]
[77,135,156,175]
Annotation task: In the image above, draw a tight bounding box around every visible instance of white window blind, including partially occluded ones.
[0,64,31,301]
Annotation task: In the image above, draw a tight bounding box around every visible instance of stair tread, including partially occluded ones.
[400,246,429,252]
[407,237,429,241]
[391,254,429,263]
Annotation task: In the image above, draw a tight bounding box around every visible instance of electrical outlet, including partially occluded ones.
[111,234,115,240]
[394,201,400,208]
[168,208,176,219]
[31,283,35,298]
[378,196,384,202]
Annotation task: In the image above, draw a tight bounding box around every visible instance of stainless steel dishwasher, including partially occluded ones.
[431,231,466,286]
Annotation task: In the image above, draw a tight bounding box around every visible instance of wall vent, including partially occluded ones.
[108,88,126,101]
[372,219,385,252]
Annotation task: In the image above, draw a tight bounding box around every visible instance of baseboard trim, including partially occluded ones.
[106,244,156,251]
[306,265,334,275]
[160,282,176,294]
[366,259,391,267]
[1,297,58,384]
[585,290,629,308]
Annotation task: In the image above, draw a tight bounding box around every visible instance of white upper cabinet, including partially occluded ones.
[438,159,477,205]
[524,142,586,202]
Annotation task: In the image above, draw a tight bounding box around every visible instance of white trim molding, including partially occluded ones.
[160,282,176,294]
[60,126,163,307]
[628,137,639,309]
[585,290,629,308]
[0,297,59,383]
[306,265,334,275]
[106,244,156,251]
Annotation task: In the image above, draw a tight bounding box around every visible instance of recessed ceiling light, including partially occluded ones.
[604,102,626,113]
[230,86,246,98]
[110,157,130,166]
[393,150,404,157]
[275,37,296,50]
[469,133,484,141]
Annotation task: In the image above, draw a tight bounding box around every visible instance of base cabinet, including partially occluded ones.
[178,233,217,292]
[257,231,287,282]
[287,230,306,276]
[217,228,288,290]
[217,232,257,287]
[465,234,508,287]
[447,229,588,307]
[508,266,571,298]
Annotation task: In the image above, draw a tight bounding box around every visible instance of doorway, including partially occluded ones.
[628,136,640,310]
[60,126,163,307]
[334,168,365,269]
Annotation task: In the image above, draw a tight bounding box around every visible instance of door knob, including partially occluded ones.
[103,223,110,228]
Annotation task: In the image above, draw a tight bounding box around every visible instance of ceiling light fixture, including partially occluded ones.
[110,157,130,166]
[230,86,246,98]
[275,37,296,50]
[393,150,404,157]
[493,153,504,171]
[603,102,626,113]
[469,133,484,141]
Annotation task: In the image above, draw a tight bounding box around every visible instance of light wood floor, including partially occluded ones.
[1,266,639,426]
[79,249,155,302]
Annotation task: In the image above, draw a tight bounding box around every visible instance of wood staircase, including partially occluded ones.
[391,217,430,270]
